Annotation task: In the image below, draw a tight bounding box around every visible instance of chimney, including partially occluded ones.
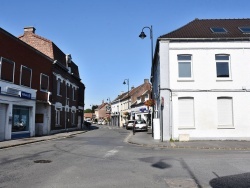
[144,79,149,83]
[131,86,134,90]
[24,26,36,34]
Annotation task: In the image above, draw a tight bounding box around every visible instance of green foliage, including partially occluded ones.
[84,109,92,113]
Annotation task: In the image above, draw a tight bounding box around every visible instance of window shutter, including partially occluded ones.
[178,98,194,127]
[217,98,233,126]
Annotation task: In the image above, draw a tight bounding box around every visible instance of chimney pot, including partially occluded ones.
[24,27,36,34]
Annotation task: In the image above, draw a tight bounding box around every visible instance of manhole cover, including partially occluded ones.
[34,160,52,163]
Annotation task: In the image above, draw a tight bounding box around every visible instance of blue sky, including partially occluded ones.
[1,0,250,109]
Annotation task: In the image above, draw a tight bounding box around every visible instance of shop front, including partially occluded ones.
[0,82,36,140]
[12,106,31,139]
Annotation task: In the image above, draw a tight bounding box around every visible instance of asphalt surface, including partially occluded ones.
[1,124,250,150]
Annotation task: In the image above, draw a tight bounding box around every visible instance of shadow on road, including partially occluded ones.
[210,172,250,188]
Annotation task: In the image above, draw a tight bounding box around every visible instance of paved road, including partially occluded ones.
[1,125,250,188]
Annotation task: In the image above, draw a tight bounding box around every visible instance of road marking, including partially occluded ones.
[104,146,123,158]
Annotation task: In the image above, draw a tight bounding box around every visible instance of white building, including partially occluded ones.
[152,18,250,141]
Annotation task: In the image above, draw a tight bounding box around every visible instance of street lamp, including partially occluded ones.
[139,25,153,68]
[107,98,111,125]
[139,25,154,136]
[123,79,130,121]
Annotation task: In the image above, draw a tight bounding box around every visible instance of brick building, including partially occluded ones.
[0,26,85,141]
[19,27,85,134]
[0,27,52,140]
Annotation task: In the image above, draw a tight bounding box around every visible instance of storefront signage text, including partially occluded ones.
[21,91,31,99]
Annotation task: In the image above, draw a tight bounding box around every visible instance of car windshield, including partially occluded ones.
[135,120,146,124]
[128,121,134,123]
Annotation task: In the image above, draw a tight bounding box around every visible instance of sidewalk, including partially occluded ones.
[127,128,250,150]
[1,126,250,150]
[0,130,87,150]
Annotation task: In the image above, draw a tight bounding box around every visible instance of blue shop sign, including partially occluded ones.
[21,91,31,99]
[140,108,147,112]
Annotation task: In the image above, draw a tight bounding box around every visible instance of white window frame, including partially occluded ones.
[177,54,193,81]
[217,97,234,128]
[215,54,232,80]
[178,97,195,129]
[0,57,15,83]
[20,65,32,87]
[40,73,49,92]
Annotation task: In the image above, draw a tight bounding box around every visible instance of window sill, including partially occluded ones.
[216,79,233,82]
[217,126,235,129]
[178,127,195,130]
[177,79,194,82]
[57,94,62,97]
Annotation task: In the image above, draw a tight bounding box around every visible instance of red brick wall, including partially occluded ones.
[0,28,53,102]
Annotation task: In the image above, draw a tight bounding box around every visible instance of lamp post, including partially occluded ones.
[107,98,111,125]
[123,79,130,122]
[139,25,154,136]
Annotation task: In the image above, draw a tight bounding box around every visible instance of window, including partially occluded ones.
[178,55,192,79]
[55,109,60,126]
[178,97,195,128]
[238,27,250,34]
[71,111,76,124]
[72,88,75,101]
[210,27,227,33]
[217,97,233,128]
[20,66,32,87]
[216,55,231,78]
[0,57,15,82]
[40,74,49,91]
[57,79,61,96]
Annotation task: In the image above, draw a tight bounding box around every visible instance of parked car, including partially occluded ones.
[126,120,135,130]
[97,120,103,125]
[102,120,107,125]
[133,119,147,132]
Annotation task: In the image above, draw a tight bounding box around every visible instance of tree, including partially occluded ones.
[84,109,92,113]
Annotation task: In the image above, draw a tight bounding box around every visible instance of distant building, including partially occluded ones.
[111,79,152,127]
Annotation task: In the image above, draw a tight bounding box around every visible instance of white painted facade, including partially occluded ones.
[153,40,250,141]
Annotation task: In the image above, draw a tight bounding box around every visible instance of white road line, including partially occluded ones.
[104,149,118,158]
[103,146,123,158]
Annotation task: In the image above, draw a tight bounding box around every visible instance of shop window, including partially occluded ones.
[12,106,29,132]
[0,57,15,82]
[21,65,32,87]
[40,73,49,91]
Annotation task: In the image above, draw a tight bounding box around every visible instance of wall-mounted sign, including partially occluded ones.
[140,108,147,112]
[21,91,31,99]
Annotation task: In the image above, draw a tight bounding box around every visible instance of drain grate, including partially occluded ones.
[34,160,52,163]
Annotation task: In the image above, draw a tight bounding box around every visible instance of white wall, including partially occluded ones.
[157,40,250,140]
